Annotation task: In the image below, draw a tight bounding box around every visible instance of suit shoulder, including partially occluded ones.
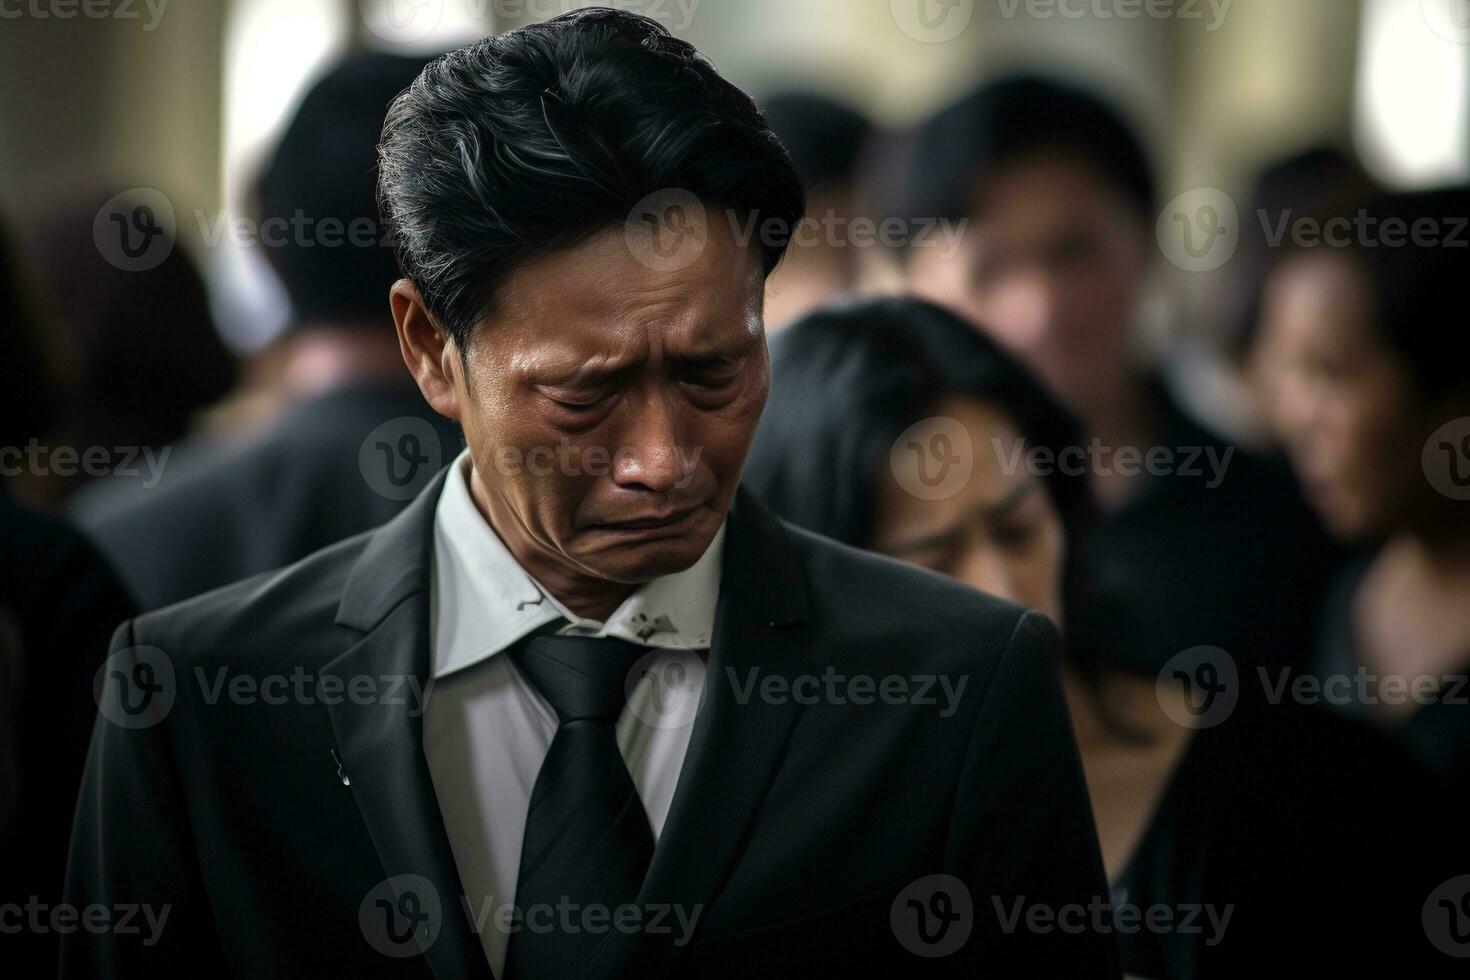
[127,531,371,669]
[780,520,1033,650]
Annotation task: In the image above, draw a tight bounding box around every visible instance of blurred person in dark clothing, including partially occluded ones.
[70,52,462,612]
[883,74,1336,674]
[1227,146,1380,446]
[21,192,237,504]
[0,496,137,967]
[745,296,1456,978]
[758,91,874,330]
[0,216,137,966]
[1261,187,1470,815]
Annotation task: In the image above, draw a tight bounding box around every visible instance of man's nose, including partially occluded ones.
[611,392,686,493]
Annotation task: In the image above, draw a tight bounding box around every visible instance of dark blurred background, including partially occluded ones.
[2,0,1467,489]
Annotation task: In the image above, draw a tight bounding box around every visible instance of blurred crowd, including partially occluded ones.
[3,29,1468,979]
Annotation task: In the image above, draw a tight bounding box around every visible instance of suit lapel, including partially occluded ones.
[325,467,495,980]
[583,488,815,978]
[324,476,813,980]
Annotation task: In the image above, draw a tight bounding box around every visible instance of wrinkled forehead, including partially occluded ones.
[473,219,766,371]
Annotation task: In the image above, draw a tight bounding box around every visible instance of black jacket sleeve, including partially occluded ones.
[945,610,1120,978]
[61,619,224,978]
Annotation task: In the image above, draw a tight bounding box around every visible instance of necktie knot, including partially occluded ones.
[510,634,647,724]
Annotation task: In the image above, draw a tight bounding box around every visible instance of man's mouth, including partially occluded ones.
[587,504,705,533]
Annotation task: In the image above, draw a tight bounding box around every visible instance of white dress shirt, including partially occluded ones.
[423,450,718,975]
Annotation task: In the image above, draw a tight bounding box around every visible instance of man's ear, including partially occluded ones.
[390,279,462,421]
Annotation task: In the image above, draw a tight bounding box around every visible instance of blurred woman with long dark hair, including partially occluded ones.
[744,295,1452,977]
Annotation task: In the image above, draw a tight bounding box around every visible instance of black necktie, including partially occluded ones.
[504,634,655,979]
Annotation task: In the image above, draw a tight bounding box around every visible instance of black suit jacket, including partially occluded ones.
[62,471,1116,979]
[69,381,463,611]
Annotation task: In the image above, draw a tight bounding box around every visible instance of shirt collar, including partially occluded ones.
[430,449,724,680]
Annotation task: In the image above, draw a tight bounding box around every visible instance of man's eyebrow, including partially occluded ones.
[536,356,638,388]
[533,331,758,384]
[671,333,760,366]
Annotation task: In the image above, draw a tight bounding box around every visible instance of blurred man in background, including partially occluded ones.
[886,74,1337,673]
[72,52,462,612]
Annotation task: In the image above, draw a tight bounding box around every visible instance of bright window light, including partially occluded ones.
[1355,0,1470,187]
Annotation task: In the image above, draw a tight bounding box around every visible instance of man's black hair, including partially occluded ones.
[883,73,1155,246]
[378,8,805,349]
[255,52,431,328]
